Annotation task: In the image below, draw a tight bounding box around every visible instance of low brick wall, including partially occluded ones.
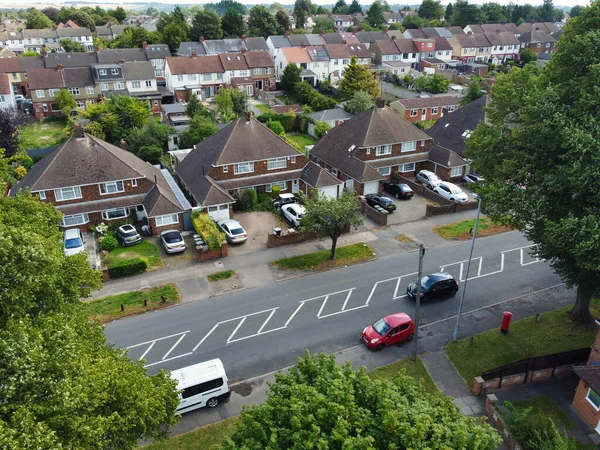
[196,243,228,262]
[267,230,317,247]
[473,365,574,394]
[485,394,521,450]
[360,199,388,226]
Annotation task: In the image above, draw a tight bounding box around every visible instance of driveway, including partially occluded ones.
[227,211,282,256]
[384,194,429,225]
[154,234,196,269]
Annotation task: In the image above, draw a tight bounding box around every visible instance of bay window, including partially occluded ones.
[61,213,89,227]
[102,208,128,220]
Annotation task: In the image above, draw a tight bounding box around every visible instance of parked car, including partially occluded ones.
[281,203,306,227]
[217,219,248,244]
[434,181,469,203]
[362,313,414,350]
[406,272,459,301]
[160,229,186,254]
[382,181,414,199]
[462,173,484,184]
[63,228,85,256]
[272,193,297,210]
[114,224,142,247]
[415,170,442,190]
[364,194,396,212]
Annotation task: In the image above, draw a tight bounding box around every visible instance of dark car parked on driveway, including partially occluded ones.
[365,194,397,212]
[407,272,459,301]
[114,224,142,247]
[382,181,414,199]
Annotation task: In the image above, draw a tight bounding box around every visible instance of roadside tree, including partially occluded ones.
[0,107,23,158]
[220,352,501,449]
[339,56,380,101]
[299,190,363,260]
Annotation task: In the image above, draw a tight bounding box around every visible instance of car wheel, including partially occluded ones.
[206,397,219,408]
[376,343,385,351]
[407,333,414,342]
[451,289,458,297]
[395,193,400,199]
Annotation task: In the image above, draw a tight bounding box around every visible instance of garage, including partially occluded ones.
[206,204,230,221]
[319,185,339,199]
[363,181,380,195]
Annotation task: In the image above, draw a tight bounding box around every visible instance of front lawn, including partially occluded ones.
[143,416,240,450]
[19,119,70,150]
[102,240,163,270]
[254,103,270,114]
[444,300,600,387]
[369,357,438,395]
[285,133,317,152]
[82,284,180,322]
[272,242,374,271]
[433,216,513,240]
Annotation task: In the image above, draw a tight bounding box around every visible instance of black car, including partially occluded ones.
[407,272,459,301]
[114,224,142,246]
[272,193,297,209]
[382,181,414,199]
[365,194,397,212]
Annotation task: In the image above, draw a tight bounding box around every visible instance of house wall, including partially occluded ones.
[400,103,460,123]
[208,154,308,181]
[521,41,556,54]
[572,380,600,430]
[150,214,184,236]
[355,140,433,161]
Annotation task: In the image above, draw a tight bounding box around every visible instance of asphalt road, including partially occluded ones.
[105,231,561,381]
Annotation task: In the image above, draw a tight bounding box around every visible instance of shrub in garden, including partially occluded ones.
[271,185,281,198]
[241,189,258,210]
[100,233,119,251]
[191,212,226,251]
[267,120,285,136]
[107,257,148,278]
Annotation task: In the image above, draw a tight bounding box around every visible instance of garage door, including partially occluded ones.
[207,204,230,221]
[363,181,380,195]
[319,185,339,199]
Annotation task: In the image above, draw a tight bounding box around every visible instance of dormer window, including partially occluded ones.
[99,69,107,75]
[111,68,119,75]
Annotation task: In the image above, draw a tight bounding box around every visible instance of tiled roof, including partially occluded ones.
[219,53,249,70]
[405,28,427,39]
[44,52,97,68]
[178,41,207,57]
[281,47,310,63]
[122,61,154,80]
[373,39,399,55]
[322,33,343,44]
[308,108,353,122]
[57,28,92,37]
[288,34,309,46]
[244,50,273,68]
[202,39,227,54]
[356,31,389,44]
[428,145,467,168]
[518,29,557,44]
[166,55,224,74]
[395,39,419,53]
[346,43,370,58]
[574,366,600,395]
[452,33,479,48]
[61,67,94,87]
[26,68,63,89]
[267,35,291,48]
[397,96,462,109]
[223,39,244,52]
[472,33,492,47]
[448,26,465,35]
[483,31,520,46]
[305,34,326,46]
[306,46,330,62]
[434,36,453,51]
[466,24,484,34]
[301,161,342,188]
[339,33,361,45]
[0,73,10,94]
[324,43,350,60]
[244,37,269,51]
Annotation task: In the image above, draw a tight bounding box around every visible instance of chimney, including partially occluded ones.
[94,45,100,53]
[301,43,306,48]
[467,31,473,35]
[535,27,540,31]
[245,110,253,123]
[391,35,396,40]
[200,36,205,43]
[285,31,290,37]
[418,25,423,30]
[242,34,247,40]
[142,40,148,50]
[342,39,347,45]
[119,59,125,65]
[56,63,63,71]
[241,47,247,54]
[496,29,501,34]
[320,30,325,36]
[445,23,450,29]
[154,174,157,185]
[74,124,85,140]
[191,51,197,57]
[376,98,385,109]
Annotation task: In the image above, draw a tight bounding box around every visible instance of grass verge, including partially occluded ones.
[395,234,412,243]
[19,119,70,150]
[103,240,163,270]
[255,103,270,114]
[368,357,438,395]
[143,416,240,450]
[433,216,513,240]
[272,243,374,271]
[444,299,600,388]
[208,270,235,282]
[82,284,180,323]
[285,133,318,150]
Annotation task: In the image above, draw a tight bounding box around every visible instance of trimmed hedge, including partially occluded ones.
[107,257,148,278]
[191,212,226,251]
[100,234,118,252]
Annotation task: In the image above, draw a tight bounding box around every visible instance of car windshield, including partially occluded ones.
[372,318,391,336]
[430,174,441,182]
[163,232,182,243]
[380,197,393,205]
[447,184,463,194]
[230,227,244,235]
[400,184,412,192]
[421,275,435,289]
[65,237,83,249]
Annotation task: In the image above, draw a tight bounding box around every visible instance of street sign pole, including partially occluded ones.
[412,243,425,361]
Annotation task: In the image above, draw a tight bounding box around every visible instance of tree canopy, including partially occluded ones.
[222,10,245,38]
[248,5,282,38]
[25,8,54,29]
[367,0,385,27]
[55,88,76,118]
[157,6,190,53]
[461,79,483,105]
[339,56,380,101]
[215,87,248,121]
[349,0,363,14]
[312,17,336,34]
[275,10,291,32]
[179,114,219,149]
[190,10,223,41]
[204,0,247,17]
[220,352,501,449]
[0,107,23,158]
[126,119,172,164]
[343,90,374,115]
[59,38,87,52]
[467,2,600,323]
[332,0,349,14]
[281,63,302,94]
[418,0,444,20]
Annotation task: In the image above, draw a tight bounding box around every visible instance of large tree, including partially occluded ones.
[570,5,584,17]
[418,0,444,20]
[126,120,172,164]
[222,10,245,38]
[280,63,302,94]
[157,6,190,53]
[467,3,600,323]
[55,88,76,118]
[367,0,385,27]
[451,0,477,28]
[0,107,22,158]
[481,2,507,23]
[220,352,501,449]
[312,17,335,34]
[332,0,349,15]
[215,87,247,121]
[25,8,54,29]
[444,2,454,22]
[190,10,223,41]
[110,26,161,48]
[339,56,380,101]
[57,8,96,31]
[248,5,281,38]
[204,0,247,17]
[300,190,364,260]
[179,115,219,149]
[275,9,291,33]
[349,0,362,15]
[538,0,556,22]
[343,90,374,115]
[41,6,60,22]
[107,6,127,23]
[59,38,87,52]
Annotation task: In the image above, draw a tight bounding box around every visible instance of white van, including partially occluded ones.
[170,359,231,414]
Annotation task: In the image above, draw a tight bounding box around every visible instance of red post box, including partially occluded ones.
[501,311,513,334]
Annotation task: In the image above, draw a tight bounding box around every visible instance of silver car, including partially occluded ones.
[416,170,442,190]
[217,219,248,244]
[160,230,186,254]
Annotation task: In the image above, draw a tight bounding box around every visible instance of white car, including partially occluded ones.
[63,228,86,256]
[217,219,248,244]
[160,229,186,254]
[415,170,442,190]
[281,203,306,227]
[434,181,469,203]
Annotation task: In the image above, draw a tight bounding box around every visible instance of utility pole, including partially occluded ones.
[412,243,425,361]
[453,195,482,342]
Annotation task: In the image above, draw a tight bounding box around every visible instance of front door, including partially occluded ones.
[345,178,354,193]
[256,80,263,90]
[292,179,299,193]
[135,205,146,221]
[421,108,427,121]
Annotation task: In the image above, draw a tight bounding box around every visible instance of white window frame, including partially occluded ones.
[86,99,95,106]
[42,103,48,112]
[99,69,107,76]
[62,213,89,227]
[131,179,137,187]
[85,86,94,95]
[376,144,392,156]
[99,180,125,195]
[410,109,417,117]
[266,181,287,192]
[432,107,439,115]
[223,166,228,173]
[155,213,179,226]
[448,105,455,112]
[331,167,338,176]
[451,166,463,177]
[586,388,600,411]
[401,141,416,152]
[234,162,254,174]
[132,80,141,89]
[203,73,212,81]
[377,167,391,176]
[253,68,262,75]
[145,80,152,87]
[111,68,119,75]
[101,83,109,91]
[266,67,272,74]
[102,208,129,220]
[76,101,85,109]
[187,74,196,81]
[291,156,296,164]
[114,82,125,90]
[267,157,287,170]
[36,89,44,98]
[68,87,80,96]
[176,74,183,82]
[400,162,415,172]
[54,186,82,202]
[49,89,56,97]
[38,191,46,200]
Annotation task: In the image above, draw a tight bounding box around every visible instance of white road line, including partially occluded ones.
[193,322,220,351]
[319,304,368,319]
[126,330,190,349]
[341,290,354,311]
[229,326,287,344]
[145,351,193,368]
[138,341,155,361]
[284,302,305,327]
[162,333,186,360]
[227,317,248,344]
[317,295,329,318]
[257,309,277,334]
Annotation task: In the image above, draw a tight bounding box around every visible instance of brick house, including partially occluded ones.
[0,56,44,97]
[573,327,600,435]
[122,61,162,114]
[175,113,340,221]
[0,73,16,109]
[309,100,434,195]
[483,31,521,63]
[449,33,480,63]
[243,50,276,93]
[164,55,225,102]
[390,96,462,123]
[518,29,557,54]
[11,127,189,235]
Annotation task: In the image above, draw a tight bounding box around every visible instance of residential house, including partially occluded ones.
[517,22,561,35]
[425,95,486,181]
[420,58,449,73]
[178,40,208,57]
[11,127,190,235]
[413,38,437,63]
[266,35,292,62]
[518,29,557,54]
[307,108,353,137]
[355,31,390,49]
[449,33,480,63]
[161,103,190,151]
[0,56,44,97]
[572,326,600,434]
[219,53,250,89]
[22,29,60,53]
[56,20,80,29]
[383,11,404,24]
[97,43,171,80]
[0,30,24,53]
[433,36,453,61]
[423,27,453,39]
[371,39,401,65]
[275,47,314,84]
[448,26,465,36]
[339,32,362,45]
[394,39,420,69]
[346,43,371,66]
[92,63,127,98]
[27,66,99,119]
[175,114,310,221]
[403,27,428,39]
[324,44,350,83]
[56,28,94,51]
[305,34,327,46]
[386,30,405,40]
[243,37,269,52]
[372,37,419,68]
[0,73,15,108]
[164,55,225,102]
[390,96,462,123]
[0,47,16,58]
[244,50,276,92]
[123,61,162,114]
[322,33,343,44]
[287,34,310,47]
[299,161,344,198]
[484,31,520,63]
[330,15,354,30]
[45,52,98,68]
[94,24,129,42]
[309,100,433,195]
[305,46,330,83]
[472,33,493,62]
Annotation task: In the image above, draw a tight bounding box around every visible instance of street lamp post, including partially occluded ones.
[412,243,425,361]
[452,195,482,342]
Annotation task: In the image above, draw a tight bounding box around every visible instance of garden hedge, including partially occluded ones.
[191,212,226,251]
[107,257,148,278]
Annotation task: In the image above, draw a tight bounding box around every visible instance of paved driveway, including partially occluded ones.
[227,211,282,256]
[385,194,429,225]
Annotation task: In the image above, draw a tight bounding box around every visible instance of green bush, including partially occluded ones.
[191,212,225,251]
[241,189,258,210]
[267,120,285,136]
[107,257,148,278]
[257,112,296,132]
[271,185,281,198]
[100,234,119,252]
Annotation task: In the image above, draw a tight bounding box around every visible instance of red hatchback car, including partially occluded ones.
[362,313,415,350]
